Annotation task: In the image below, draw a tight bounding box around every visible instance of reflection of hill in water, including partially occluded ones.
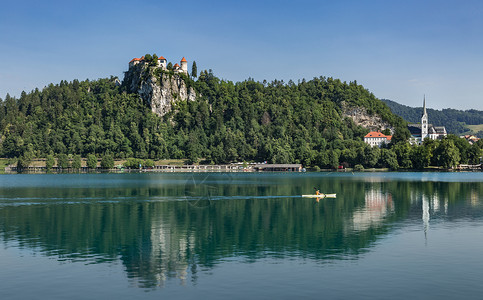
[0,174,482,288]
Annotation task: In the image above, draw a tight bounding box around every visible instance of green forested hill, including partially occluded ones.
[382,99,483,137]
[0,72,407,167]
[0,69,481,170]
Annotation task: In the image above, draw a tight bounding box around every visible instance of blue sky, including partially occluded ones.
[1,0,482,110]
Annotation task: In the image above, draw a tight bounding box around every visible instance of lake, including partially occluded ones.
[1,172,483,299]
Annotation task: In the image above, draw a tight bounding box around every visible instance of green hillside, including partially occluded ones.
[0,65,481,170]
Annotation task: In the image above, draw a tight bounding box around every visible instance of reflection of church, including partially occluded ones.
[408,97,447,145]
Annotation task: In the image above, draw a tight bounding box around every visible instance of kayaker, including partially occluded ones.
[313,187,320,195]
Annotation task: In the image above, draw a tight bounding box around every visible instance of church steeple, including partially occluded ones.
[421,95,428,140]
[423,95,427,117]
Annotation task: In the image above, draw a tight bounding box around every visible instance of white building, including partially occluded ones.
[364,131,392,147]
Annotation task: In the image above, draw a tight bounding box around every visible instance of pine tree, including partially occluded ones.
[191,61,197,78]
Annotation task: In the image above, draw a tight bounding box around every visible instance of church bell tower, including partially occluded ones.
[421,96,428,140]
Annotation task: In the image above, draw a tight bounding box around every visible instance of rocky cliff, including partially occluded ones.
[341,101,394,134]
[123,64,196,117]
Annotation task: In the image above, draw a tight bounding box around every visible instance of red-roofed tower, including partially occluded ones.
[180,57,188,74]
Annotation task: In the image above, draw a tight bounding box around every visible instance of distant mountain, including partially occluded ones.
[381,99,483,136]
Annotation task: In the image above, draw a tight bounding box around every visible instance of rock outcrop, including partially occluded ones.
[123,63,196,117]
[341,101,394,134]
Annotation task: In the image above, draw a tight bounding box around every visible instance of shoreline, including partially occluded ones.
[1,158,481,174]
[2,167,481,175]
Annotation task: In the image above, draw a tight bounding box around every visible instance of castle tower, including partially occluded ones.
[421,96,428,140]
[158,56,167,69]
[180,57,188,74]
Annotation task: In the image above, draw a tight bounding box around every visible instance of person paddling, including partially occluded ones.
[313,187,322,203]
[313,187,320,195]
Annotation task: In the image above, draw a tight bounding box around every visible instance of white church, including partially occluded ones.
[408,97,447,145]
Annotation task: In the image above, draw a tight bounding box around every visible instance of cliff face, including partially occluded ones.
[123,64,196,117]
[341,101,394,134]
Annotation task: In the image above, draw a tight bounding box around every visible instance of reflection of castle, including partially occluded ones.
[351,188,394,231]
[408,97,447,145]
[149,220,196,286]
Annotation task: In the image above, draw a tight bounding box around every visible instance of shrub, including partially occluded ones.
[123,157,143,169]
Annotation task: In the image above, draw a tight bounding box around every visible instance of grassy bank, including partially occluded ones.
[467,124,483,134]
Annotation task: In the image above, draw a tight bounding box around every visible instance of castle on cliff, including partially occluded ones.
[408,97,447,145]
[129,55,188,74]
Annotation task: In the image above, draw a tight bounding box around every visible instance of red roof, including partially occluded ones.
[180,57,187,62]
[130,57,141,62]
[158,56,166,60]
[364,131,392,139]
[173,63,180,68]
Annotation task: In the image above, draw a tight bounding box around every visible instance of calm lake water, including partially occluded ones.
[1,172,483,299]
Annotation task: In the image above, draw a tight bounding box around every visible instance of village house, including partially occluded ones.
[459,135,480,145]
[364,131,392,147]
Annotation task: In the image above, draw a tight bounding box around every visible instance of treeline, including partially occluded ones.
[0,71,481,170]
[382,99,483,136]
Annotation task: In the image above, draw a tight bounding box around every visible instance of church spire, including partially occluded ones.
[423,94,427,116]
[421,95,428,140]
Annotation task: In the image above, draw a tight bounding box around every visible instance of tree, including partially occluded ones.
[328,149,340,169]
[191,61,197,78]
[393,142,412,169]
[390,126,411,145]
[100,154,114,169]
[410,145,431,169]
[447,135,469,164]
[72,154,82,169]
[45,155,55,170]
[87,154,97,169]
[363,146,380,168]
[423,139,439,166]
[57,153,70,169]
[435,139,460,169]
[144,159,155,167]
[381,149,398,170]
[17,147,34,170]
[467,143,482,164]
